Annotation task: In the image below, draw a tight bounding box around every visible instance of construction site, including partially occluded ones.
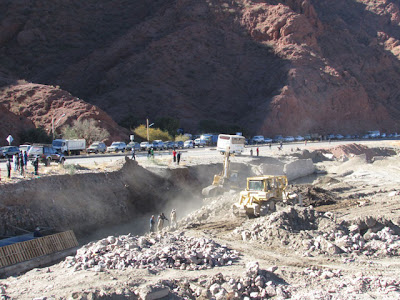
[0,141,400,299]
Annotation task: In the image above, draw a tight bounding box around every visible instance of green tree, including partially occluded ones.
[155,117,180,137]
[174,134,190,142]
[61,119,110,144]
[133,124,172,141]
[118,114,139,130]
[198,119,246,135]
[19,127,52,144]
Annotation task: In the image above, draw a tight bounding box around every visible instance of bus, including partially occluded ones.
[217,134,246,154]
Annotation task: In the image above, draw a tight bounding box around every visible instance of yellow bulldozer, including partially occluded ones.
[232,175,301,217]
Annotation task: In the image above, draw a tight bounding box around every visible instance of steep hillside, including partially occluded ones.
[0,0,400,137]
[0,81,128,145]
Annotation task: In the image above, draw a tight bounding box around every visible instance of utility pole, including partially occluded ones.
[52,113,66,140]
[147,118,149,142]
[146,118,154,142]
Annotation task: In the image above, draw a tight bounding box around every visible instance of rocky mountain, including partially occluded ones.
[1,0,400,142]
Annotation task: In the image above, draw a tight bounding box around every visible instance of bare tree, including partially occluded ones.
[61,119,110,144]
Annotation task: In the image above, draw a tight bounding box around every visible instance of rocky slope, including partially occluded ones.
[0,81,128,144]
[1,0,400,139]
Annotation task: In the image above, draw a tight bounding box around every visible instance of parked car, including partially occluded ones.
[273,135,284,143]
[194,138,207,147]
[153,140,165,150]
[295,136,304,141]
[175,141,184,149]
[147,141,159,150]
[126,142,140,152]
[107,142,126,153]
[87,142,106,154]
[140,142,150,151]
[251,136,264,144]
[28,144,65,165]
[303,134,311,140]
[19,144,32,153]
[335,134,344,140]
[263,137,273,143]
[327,134,336,140]
[164,141,175,149]
[284,136,295,142]
[1,146,20,158]
[184,140,195,148]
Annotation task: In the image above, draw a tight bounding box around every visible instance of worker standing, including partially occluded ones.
[19,153,24,177]
[250,149,253,156]
[131,147,135,160]
[177,151,181,165]
[170,209,177,229]
[6,158,11,179]
[33,157,39,175]
[157,213,168,232]
[149,215,155,232]
[256,147,259,156]
[172,149,177,163]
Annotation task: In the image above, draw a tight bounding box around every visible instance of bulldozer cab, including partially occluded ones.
[246,175,287,194]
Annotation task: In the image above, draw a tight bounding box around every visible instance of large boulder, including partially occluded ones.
[284,159,315,181]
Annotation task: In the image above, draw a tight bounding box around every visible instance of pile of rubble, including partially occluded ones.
[234,206,400,258]
[156,261,290,299]
[293,268,400,298]
[63,232,239,273]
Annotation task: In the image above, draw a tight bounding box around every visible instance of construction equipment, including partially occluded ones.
[202,149,237,197]
[232,175,301,217]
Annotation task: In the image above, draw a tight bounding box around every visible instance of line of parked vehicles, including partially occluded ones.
[249,131,400,145]
[2,130,397,165]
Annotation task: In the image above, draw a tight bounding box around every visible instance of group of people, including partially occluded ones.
[172,150,181,165]
[5,151,29,178]
[250,147,260,156]
[149,209,177,232]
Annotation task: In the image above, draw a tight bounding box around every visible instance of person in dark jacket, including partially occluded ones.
[6,158,11,179]
[177,151,181,165]
[33,227,42,238]
[149,215,155,232]
[19,152,24,176]
[33,156,39,175]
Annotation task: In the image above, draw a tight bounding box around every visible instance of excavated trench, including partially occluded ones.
[0,158,253,243]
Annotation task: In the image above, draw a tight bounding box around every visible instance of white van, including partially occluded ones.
[217,134,246,154]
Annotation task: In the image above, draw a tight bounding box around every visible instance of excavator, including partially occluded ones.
[202,149,237,197]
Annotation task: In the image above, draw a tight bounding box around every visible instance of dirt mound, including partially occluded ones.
[317,143,397,161]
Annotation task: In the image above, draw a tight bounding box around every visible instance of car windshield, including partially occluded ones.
[248,180,264,191]
[90,143,99,147]
[52,141,63,147]
[111,143,119,146]
[29,147,42,154]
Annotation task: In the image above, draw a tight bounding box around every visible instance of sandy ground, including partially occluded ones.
[1,142,400,299]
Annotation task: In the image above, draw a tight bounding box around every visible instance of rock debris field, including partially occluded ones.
[1,142,400,299]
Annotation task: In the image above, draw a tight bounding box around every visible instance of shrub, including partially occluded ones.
[133,124,172,141]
